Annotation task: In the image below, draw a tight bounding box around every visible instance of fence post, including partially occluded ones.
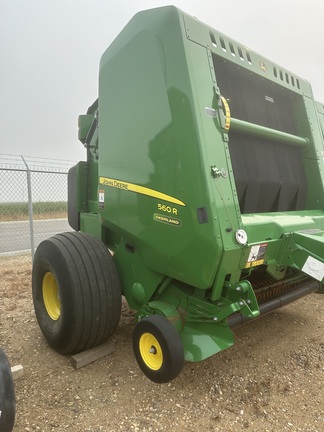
[21,156,35,261]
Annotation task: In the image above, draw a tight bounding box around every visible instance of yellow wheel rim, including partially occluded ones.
[42,272,60,320]
[139,333,163,370]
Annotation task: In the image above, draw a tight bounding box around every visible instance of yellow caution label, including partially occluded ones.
[99,177,186,207]
[245,243,268,268]
[245,259,265,269]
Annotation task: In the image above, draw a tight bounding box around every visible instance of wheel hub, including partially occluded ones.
[42,272,61,320]
[139,333,163,370]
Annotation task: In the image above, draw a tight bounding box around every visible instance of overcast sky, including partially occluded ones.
[1,0,323,162]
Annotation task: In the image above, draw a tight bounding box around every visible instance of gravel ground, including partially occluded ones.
[0,258,323,432]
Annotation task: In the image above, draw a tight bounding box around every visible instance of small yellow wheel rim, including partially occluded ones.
[42,272,60,320]
[139,333,163,370]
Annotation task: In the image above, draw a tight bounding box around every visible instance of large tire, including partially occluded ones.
[32,232,122,354]
[0,348,15,432]
[133,315,184,383]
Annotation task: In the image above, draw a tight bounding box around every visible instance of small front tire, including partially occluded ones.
[133,315,184,383]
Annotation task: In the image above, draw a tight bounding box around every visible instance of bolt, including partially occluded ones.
[239,301,244,306]
[221,168,228,178]
[149,346,157,354]
[236,287,242,292]
[213,317,218,321]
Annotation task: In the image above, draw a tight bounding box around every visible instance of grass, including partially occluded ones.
[0,201,68,221]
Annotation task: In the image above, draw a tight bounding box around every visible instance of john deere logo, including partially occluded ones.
[259,61,267,73]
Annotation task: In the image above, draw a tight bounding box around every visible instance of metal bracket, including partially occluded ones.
[186,279,259,324]
[224,280,260,319]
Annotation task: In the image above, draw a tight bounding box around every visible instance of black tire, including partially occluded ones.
[133,315,184,383]
[0,348,15,432]
[32,232,122,354]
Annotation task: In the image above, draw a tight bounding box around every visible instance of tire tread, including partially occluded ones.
[32,232,122,354]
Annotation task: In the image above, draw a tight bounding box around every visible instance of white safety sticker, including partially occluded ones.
[98,190,105,210]
[302,256,324,281]
[245,243,268,268]
[247,243,267,263]
[99,190,104,202]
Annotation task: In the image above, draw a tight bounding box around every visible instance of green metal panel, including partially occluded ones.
[78,114,94,144]
[182,11,313,98]
[98,7,224,290]
[316,101,324,144]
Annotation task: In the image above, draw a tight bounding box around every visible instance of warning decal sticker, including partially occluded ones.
[302,256,324,281]
[245,243,268,268]
[99,190,105,210]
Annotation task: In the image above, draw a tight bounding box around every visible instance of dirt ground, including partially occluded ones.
[0,258,323,432]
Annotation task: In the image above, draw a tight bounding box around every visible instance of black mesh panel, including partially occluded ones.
[212,55,307,213]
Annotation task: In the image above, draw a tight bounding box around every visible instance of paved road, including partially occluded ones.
[0,218,72,255]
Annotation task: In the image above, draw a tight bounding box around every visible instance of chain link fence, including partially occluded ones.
[0,154,78,267]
